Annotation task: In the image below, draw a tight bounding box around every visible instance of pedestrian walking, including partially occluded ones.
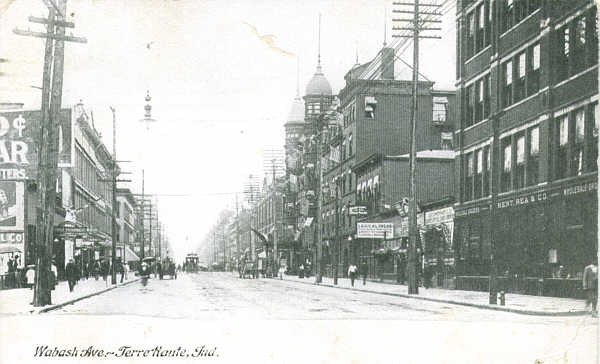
[65,259,79,292]
[278,265,285,280]
[118,260,125,283]
[93,260,101,280]
[124,263,129,281]
[25,265,35,289]
[298,264,304,279]
[583,262,598,315]
[50,262,58,291]
[7,256,15,288]
[360,260,368,285]
[157,260,163,280]
[348,263,358,287]
[101,260,109,281]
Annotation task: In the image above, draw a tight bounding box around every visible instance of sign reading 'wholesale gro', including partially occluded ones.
[357,223,394,239]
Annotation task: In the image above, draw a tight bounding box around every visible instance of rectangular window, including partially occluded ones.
[475,80,483,122]
[587,8,598,67]
[441,132,453,150]
[501,139,512,192]
[484,74,491,118]
[502,60,513,107]
[474,149,483,199]
[528,43,540,95]
[514,52,526,102]
[487,0,494,45]
[528,126,540,185]
[467,12,475,58]
[483,146,491,196]
[476,5,485,52]
[590,103,598,171]
[503,0,514,33]
[556,115,569,179]
[465,153,474,201]
[465,86,474,127]
[573,17,586,74]
[572,109,585,176]
[515,134,525,189]
[433,96,448,123]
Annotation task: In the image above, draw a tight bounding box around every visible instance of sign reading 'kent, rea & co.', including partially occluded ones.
[0,108,74,180]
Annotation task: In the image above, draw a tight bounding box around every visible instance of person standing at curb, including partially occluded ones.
[360,260,368,285]
[26,265,35,289]
[65,259,79,293]
[583,262,597,316]
[348,263,358,287]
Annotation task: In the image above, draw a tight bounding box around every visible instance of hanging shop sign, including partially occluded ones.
[348,205,367,216]
[0,108,74,180]
[357,223,393,239]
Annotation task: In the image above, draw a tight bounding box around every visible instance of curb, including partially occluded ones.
[281,278,588,317]
[36,278,141,314]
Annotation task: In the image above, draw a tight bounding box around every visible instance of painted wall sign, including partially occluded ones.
[0,108,74,180]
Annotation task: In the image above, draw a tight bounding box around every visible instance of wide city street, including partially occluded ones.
[54,272,594,323]
[0,272,592,364]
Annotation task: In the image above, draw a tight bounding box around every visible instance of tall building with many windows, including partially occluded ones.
[454,0,597,297]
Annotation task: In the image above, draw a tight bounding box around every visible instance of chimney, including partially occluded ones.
[380,47,395,80]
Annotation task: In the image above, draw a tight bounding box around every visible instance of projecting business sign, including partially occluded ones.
[0,108,74,180]
[356,223,393,239]
[348,206,367,216]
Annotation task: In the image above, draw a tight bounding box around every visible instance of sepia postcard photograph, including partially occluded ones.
[0,0,598,363]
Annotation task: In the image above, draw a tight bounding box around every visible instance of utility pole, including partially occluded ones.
[393,0,442,295]
[14,0,86,307]
[110,107,117,285]
[236,193,240,266]
[333,177,340,285]
[140,170,145,260]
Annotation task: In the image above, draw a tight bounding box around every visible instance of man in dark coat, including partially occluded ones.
[65,259,79,292]
[360,260,368,285]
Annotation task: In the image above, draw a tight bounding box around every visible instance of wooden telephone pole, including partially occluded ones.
[14,0,86,306]
[393,0,441,295]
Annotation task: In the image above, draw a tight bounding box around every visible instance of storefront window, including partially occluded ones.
[474,149,483,199]
[515,134,525,189]
[556,115,569,179]
[572,109,585,176]
[501,139,512,192]
[527,126,539,185]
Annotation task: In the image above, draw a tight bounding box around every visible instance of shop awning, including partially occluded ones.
[124,246,139,262]
[0,246,21,254]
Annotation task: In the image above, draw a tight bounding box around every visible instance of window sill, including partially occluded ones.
[461,117,490,133]
[499,9,541,40]
[502,90,540,113]
[553,64,598,90]
[464,45,492,66]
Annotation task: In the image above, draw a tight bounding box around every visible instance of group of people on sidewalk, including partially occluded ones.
[15,258,130,294]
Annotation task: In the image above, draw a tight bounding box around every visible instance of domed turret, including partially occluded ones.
[286,96,305,125]
[305,64,332,96]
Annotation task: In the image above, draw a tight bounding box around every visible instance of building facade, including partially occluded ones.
[319,45,456,279]
[454,0,597,297]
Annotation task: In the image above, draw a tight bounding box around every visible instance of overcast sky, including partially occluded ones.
[0,0,456,262]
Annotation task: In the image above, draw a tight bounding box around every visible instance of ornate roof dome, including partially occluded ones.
[286,96,305,125]
[305,64,332,96]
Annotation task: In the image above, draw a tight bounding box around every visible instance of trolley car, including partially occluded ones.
[184,253,200,273]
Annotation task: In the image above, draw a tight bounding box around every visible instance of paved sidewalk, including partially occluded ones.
[0,275,139,315]
[280,274,589,316]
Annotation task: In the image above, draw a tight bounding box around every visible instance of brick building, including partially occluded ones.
[454,0,597,297]
[318,45,456,279]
